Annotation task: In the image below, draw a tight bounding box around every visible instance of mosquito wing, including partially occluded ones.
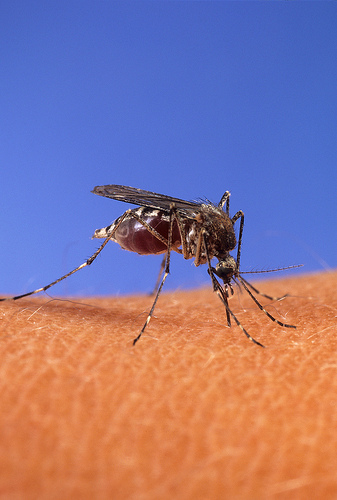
[92,184,202,212]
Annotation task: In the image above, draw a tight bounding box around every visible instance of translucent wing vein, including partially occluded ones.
[92,184,201,211]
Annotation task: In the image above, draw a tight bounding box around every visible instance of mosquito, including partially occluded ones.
[1,185,298,347]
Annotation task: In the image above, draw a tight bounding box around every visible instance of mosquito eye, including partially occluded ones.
[215,267,232,280]
[219,267,231,276]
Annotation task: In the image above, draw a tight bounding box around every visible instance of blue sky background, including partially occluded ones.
[1,2,336,298]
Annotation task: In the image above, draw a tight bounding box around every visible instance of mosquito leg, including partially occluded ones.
[223,303,265,347]
[239,276,288,301]
[207,271,265,346]
[231,210,244,271]
[171,210,190,261]
[212,274,231,327]
[0,210,135,301]
[150,255,166,296]
[124,207,185,298]
[0,237,114,301]
[218,191,231,215]
[194,227,205,267]
[133,205,176,345]
[133,259,170,345]
[202,232,231,327]
[238,276,296,329]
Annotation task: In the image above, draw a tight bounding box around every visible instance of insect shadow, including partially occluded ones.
[1,185,300,347]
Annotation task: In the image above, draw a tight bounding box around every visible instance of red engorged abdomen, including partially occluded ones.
[114,213,182,255]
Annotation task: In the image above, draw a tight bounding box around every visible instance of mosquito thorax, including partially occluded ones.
[214,255,237,283]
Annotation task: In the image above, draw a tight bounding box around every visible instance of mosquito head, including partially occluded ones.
[213,254,238,285]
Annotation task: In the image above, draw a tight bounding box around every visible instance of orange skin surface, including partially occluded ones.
[1,270,336,499]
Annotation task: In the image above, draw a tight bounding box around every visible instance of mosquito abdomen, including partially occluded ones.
[94,208,182,255]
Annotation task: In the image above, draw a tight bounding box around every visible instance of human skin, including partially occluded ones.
[0,270,336,499]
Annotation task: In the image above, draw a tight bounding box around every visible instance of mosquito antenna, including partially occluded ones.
[240,264,303,274]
